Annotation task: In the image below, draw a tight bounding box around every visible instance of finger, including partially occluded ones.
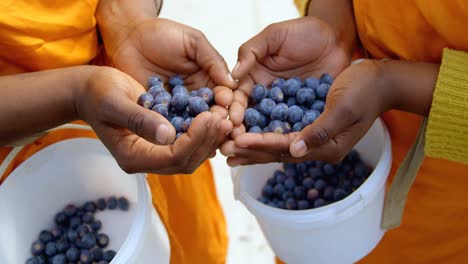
[232,29,271,80]
[190,30,237,88]
[210,105,228,119]
[290,102,356,158]
[103,98,176,145]
[226,148,285,166]
[230,125,246,139]
[213,85,234,107]
[235,132,298,152]
[229,79,252,126]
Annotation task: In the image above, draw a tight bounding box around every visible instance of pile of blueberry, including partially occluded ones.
[137,75,215,139]
[244,74,333,133]
[258,150,372,210]
[26,196,130,264]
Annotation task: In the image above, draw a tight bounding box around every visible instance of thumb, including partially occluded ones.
[191,31,237,88]
[107,99,176,145]
[289,105,354,158]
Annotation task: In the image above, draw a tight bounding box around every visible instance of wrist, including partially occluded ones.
[73,65,104,121]
[96,0,159,57]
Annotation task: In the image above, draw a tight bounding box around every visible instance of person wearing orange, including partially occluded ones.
[0,0,235,263]
[223,0,468,263]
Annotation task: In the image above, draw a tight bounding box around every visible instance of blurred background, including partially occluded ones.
[160,0,299,263]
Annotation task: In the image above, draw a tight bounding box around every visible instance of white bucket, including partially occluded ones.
[232,118,392,264]
[0,138,170,264]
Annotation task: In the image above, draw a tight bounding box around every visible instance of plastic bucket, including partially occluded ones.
[232,118,392,264]
[0,138,170,264]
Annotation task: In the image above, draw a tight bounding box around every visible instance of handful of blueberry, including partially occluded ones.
[258,150,372,210]
[26,196,130,264]
[244,74,333,133]
[137,75,215,139]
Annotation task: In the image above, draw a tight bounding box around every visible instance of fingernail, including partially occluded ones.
[156,124,170,144]
[228,73,236,83]
[291,140,308,157]
[232,61,240,75]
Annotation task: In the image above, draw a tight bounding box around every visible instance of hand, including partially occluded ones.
[105,18,236,111]
[77,67,233,174]
[222,17,351,165]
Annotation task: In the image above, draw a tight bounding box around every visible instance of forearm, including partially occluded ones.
[96,0,161,56]
[0,66,97,145]
[307,0,357,57]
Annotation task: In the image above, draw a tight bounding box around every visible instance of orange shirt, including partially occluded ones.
[353,0,468,263]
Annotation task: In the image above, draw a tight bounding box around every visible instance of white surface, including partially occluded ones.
[0,139,170,264]
[232,119,392,264]
[160,1,299,264]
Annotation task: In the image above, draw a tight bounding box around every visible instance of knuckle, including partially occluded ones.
[310,127,330,146]
[337,103,357,122]
[127,111,146,136]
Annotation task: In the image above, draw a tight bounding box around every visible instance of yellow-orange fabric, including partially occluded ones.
[0,2,228,263]
[292,0,468,263]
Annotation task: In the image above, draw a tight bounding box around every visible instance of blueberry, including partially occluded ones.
[83,201,97,213]
[91,248,104,261]
[284,178,296,190]
[286,97,297,107]
[45,241,57,256]
[296,162,308,175]
[285,198,297,210]
[352,177,365,188]
[258,98,276,116]
[342,179,353,192]
[80,250,94,264]
[195,87,214,104]
[274,171,286,183]
[63,204,77,217]
[302,177,314,189]
[250,84,268,103]
[148,76,163,87]
[170,93,189,111]
[292,122,303,132]
[90,220,102,232]
[313,198,327,208]
[183,117,193,132]
[81,233,96,249]
[82,212,94,224]
[137,93,155,109]
[354,163,370,178]
[118,196,130,211]
[188,96,209,116]
[76,208,85,217]
[347,149,360,162]
[66,229,78,243]
[69,217,81,229]
[189,90,198,97]
[294,186,306,199]
[302,110,320,127]
[148,85,166,98]
[273,183,286,196]
[267,177,276,186]
[268,86,284,103]
[155,92,172,106]
[314,179,327,191]
[316,83,330,99]
[98,261,110,264]
[51,254,67,264]
[283,78,301,97]
[31,240,45,256]
[323,164,336,176]
[54,212,67,226]
[269,120,287,134]
[258,196,269,204]
[270,103,288,121]
[284,122,292,133]
[271,78,286,90]
[56,240,69,253]
[323,186,335,200]
[287,106,303,124]
[26,256,45,264]
[282,191,294,201]
[263,126,271,132]
[170,116,185,133]
[297,200,310,210]
[172,85,188,96]
[169,75,184,88]
[103,250,117,262]
[180,110,190,120]
[39,230,53,243]
[304,77,320,90]
[97,234,110,248]
[311,100,325,112]
[307,188,320,201]
[296,88,316,106]
[244,108,261,128]
[267,201,278,209]
[261,184,274,197]
[319,73,333,85]
[248,126,262,133]
[329,175,339,186]
[284,167,296,178]
[308,167,323,179]
[334,188,348,201]
[77,225,90,238]
[277,201,286,209]
[65,247,80,262]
